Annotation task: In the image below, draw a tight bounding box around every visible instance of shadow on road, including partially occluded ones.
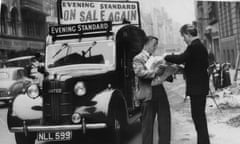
[123,120,141,142]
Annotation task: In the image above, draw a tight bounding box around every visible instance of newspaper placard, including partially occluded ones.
[59,0,140,25]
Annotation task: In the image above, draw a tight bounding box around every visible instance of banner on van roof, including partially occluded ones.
[58,0,140,25]
[49,21,112,35]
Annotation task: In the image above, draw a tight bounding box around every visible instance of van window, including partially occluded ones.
[0,72,9,80]
[46,40,115,68]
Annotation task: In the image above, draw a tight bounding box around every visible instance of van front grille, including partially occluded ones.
[43,80,73,125]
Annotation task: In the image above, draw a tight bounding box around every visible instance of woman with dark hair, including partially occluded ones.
[116,24,147,107]
[165,24,210,144]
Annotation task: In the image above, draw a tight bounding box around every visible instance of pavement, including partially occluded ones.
[0,108,15,144]
[163,69,240,144]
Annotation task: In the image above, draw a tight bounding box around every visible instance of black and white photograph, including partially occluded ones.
[0,0,240,144]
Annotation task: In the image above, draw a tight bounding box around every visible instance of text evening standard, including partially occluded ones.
[49,22,111,35]
[61,1,139,24]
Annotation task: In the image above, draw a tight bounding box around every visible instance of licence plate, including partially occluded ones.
[37,131,72,141]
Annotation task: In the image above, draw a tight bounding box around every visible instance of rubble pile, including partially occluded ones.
[212,85,240,108]
[226,115,240,127]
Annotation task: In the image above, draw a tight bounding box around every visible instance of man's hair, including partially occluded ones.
[143,36,158,52]
[180,24,198,37]
[145,36,158,45]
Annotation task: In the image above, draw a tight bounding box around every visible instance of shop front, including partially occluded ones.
[0,37,45,60]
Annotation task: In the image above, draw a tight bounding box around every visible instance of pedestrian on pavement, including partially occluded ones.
[133,36,171,144]
[164,24,210,144]
[208,51,216,66]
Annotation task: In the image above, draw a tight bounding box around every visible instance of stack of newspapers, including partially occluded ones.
[145,56,178,86]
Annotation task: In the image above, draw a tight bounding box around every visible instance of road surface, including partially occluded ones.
[1,75,240,144]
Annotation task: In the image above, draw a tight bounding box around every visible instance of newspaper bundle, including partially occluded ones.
[145,56,178,86]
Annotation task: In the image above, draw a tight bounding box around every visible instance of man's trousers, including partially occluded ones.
[190,95,210,144]
[141,85,171,144]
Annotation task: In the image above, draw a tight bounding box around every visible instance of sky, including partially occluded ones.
[139,0,240,25]
[159,0,196,25]
[139,0,196,25]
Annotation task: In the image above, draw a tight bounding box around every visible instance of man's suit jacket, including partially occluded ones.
[133,50,155,101]
[165,39,209,96]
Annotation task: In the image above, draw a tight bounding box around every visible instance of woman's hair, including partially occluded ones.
[180,24,198,37]
[116,25,147,59]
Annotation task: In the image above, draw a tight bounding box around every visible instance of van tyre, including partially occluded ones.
[107,91,127,144]
[108,112,122,144]
[15,132,36,144]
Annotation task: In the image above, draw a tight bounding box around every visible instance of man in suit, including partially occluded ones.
[133,36,171,144]
[164,24,210,144]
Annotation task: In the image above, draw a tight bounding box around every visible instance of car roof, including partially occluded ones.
[7,56,35,62]
[0,67,24,72]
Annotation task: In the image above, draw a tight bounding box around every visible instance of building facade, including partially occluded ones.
[141,7,185,55]
[44,0,58,25]
[196,1,240,67]
[0,0,47,59]
[1,0,185,60]
[218,2,240,67]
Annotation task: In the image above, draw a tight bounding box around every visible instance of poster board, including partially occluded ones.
[58,0,141,26]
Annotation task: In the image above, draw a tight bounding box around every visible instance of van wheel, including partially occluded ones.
[112,116,121,144]
[15,132,36,144]
[108,112,123,144]
[107,91,127,144]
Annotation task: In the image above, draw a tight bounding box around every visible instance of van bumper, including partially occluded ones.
[10,123,107,133]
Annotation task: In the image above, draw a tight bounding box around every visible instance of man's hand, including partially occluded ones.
[165,75,174,82]
[154,65,166,76]
[162,53,170,58]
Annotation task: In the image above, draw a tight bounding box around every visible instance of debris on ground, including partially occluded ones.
[210,86,240,108]
[226,115,240,127]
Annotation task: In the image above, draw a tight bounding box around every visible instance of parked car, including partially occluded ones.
[5,56,35,68]
[0,67,32,103]
[5,55,44,87]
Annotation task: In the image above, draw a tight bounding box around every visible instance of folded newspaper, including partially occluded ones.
[145,56,178,86]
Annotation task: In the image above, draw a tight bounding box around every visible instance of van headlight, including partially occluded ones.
[74,82,86,96]
[72,112,81,123]
[27,84,40,99]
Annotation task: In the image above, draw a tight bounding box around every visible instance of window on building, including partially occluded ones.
[220,2,226,38]
[10,8,18,36]
[219,2,233,38]
[0,5,8,34]
[227,49,231,63]
[231,49,235,67]
[35,22,41,36]
[21,9,46,39]
[227,3,233,36]
[208,2,218,24]
[22,20,36,37]
[213,39,219,61]
[223,50,226,62]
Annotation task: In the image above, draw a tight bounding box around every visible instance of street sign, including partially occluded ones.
[58,0,140,25]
